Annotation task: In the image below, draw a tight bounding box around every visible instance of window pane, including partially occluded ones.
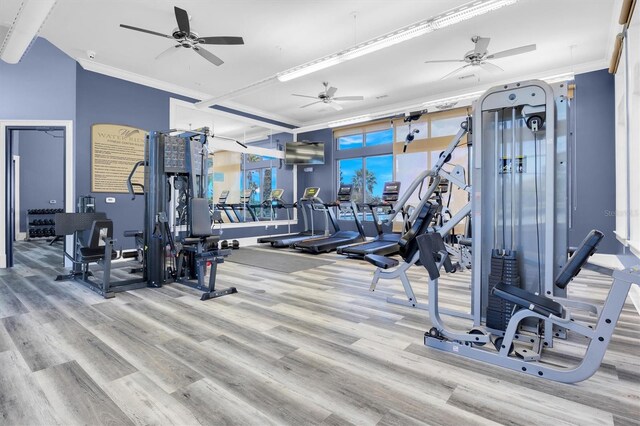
[431,115,466,138]
[244,170,261,205]
[337,134,363,150]
[365,129,393,147]
[338,157,364,214]
[364,155,393,203]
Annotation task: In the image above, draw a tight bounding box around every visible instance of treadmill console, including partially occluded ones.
[302,187,320,199]
[270,189,284,201]
[218,190,230,203]
[337,184,353,202]
[382,181,401,203]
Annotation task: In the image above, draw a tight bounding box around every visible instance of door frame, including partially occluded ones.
[12,155,25,241]
[1,120,74,268]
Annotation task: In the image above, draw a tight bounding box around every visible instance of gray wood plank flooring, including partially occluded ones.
[0,241,638,425]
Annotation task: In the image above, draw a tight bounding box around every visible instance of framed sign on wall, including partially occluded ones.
[91,124,147,193]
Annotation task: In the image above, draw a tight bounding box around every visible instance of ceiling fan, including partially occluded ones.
[292,82,364,111]
[119,6,244,66]
[425,36,536,80]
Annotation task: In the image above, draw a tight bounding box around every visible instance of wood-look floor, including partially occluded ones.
[0,240,638,426]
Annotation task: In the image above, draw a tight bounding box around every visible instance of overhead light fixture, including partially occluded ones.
[276,0,519,82]
[328,115,372,128]
[0,0,57,64]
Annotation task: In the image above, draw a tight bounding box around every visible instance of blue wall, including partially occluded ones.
[75,65,196,246]
[11,129,65,232]
[570,70,618,253]
[0,38,76,120]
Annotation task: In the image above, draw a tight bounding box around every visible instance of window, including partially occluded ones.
[337,134,363,150]
[337,123,393,150]
[337,154,393,220]
[338,158,364,204]
[366,128,393,146]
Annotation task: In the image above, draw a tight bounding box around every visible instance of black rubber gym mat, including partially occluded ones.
[226,247,334,273]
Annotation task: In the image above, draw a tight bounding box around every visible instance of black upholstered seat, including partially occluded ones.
[365,254,399,269]
[492,283,563,318]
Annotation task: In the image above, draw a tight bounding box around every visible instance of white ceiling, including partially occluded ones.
[1,0,617,129]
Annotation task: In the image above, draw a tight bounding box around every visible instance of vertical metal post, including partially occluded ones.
[146,132,165,287]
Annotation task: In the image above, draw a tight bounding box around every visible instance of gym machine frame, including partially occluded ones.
[369,120,473,319]
[139,128,237,300]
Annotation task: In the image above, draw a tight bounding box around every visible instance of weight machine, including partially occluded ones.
[128,127,237,300]
[367,120,473,318]
[418,80,634,382]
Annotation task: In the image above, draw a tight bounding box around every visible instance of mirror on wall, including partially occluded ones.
[170,99,296,227]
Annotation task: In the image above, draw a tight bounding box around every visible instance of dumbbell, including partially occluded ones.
[220,240,229,249]
[232,240,240,250]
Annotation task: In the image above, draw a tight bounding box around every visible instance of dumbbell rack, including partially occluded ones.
[26,208,63,241]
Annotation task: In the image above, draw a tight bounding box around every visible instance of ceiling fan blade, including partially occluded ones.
[479,62,503,73]
[326,86,338,98]
[486,44,536,60]
[199,36,244,45]
[474,36,491,55]
[174,6,190,34]
[155,44,182,60]
[425,59,466,64]
[329,102,344,111]
[440,64,472,80]
[119,24,173,39]
[333,96,364,101]
[193,46,224,66]
[291,94,319,99]
[300,101,322,108]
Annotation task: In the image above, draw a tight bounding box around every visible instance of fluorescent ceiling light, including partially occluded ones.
[276,0,519,82]
[328,115,372,128]
[0,0,57,63]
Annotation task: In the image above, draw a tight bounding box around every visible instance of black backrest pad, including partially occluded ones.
[554,230,604,289]
[417,233,444,280]
[86,220,114,248]
[191,198,213,237]
[398,202,442,261]
[55,212,107,236]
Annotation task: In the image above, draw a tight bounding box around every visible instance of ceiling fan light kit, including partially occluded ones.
[276,0,519,82]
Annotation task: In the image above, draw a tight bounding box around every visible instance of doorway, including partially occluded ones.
[1,120,74,268]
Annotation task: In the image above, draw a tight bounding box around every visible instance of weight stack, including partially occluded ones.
[487,249,520,331]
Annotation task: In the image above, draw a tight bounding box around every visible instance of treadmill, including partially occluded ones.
[293,184,366,254]
[230,189,258,222]
[257,187,327,247]
[215,190,237,223]
[337,181,402,258]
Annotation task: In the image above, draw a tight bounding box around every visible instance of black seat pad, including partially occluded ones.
[492,282,563,318]
[79,247,118,262]
[365,254,399,269]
